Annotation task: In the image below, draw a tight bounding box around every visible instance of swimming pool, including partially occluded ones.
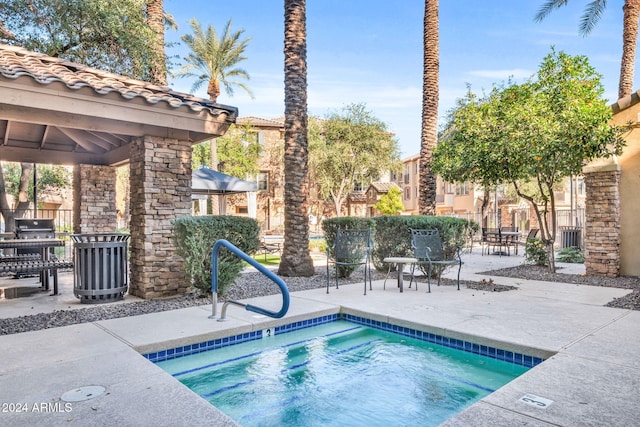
[152,315,541,426]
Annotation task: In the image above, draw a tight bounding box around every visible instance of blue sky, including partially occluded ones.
[165,0,633,157]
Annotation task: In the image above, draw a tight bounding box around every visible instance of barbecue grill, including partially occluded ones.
[15,219,56,240]
[14,218,56,277]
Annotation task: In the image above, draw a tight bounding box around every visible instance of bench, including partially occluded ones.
[0,259,73,295]
[256,240,282,260]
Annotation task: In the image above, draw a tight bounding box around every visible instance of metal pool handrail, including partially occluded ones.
[210,239,290,322]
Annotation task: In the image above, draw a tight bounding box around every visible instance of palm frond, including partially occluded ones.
[579,0,608,35]
[534,0,570,22]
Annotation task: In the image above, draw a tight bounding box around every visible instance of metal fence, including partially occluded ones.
[441,207,586,250]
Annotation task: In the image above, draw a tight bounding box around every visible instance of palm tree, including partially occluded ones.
[419,0,439,215]
[278,0,315,277]
[146,0,167,86]
[535,0,640,99]
[177,18,253,102]
[178,18,254,212]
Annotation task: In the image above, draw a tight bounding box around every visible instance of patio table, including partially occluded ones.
[383,257,418,293]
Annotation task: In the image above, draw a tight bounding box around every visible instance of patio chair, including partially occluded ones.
[326,228,373,295]
[481,228,502,256]
[501,226,519,255]
[408,229,463,292]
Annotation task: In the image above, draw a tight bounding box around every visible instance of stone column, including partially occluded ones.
[73,164,117,233]
[583,161,621,277]
[128,135,192,298]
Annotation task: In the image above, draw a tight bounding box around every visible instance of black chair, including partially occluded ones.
[481,228,502,255]
[501,226,519,255]
[408,229,463,292]
[326,228,372,295]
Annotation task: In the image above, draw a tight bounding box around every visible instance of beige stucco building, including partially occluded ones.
[586,90,640,277]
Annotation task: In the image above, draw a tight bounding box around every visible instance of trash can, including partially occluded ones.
[560,227,582,249]
[72,233,130,304]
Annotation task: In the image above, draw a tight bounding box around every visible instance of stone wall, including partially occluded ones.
[73,164,117,233]
[128,135,192,298]
[584,166,621,277]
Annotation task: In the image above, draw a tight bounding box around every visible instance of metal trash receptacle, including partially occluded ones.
[72,233,130,304]
[560,227,582,249]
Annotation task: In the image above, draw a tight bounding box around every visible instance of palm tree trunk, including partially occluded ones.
[619,0,640,99]
[419,0,439,215]
[146,0,166,86]
[278,0,315,277]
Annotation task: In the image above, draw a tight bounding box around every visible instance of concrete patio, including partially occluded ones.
[0,252,637,426]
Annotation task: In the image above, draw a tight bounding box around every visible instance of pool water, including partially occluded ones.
[157,320,530,427]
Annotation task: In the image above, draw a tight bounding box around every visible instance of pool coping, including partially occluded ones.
[144,312,547,369]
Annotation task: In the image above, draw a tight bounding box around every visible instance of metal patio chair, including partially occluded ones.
[408,229,463,292]
[326,228,373,295]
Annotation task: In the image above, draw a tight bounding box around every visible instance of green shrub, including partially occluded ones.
[172,215,260,295]
[524,238,548,266]
[371,215,477,272]
[556,246,585,263]
[322,217,376,278]
[309,237,327,253]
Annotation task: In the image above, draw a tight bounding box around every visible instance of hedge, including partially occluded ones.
[371,215,478,271]
[172,215,260,295]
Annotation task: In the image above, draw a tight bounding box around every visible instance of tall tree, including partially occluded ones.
[535,0,640,99]
[146,0,166,86]
[0,0,157,80]
[308,103,402,216]
[177,17,254,212]
[433,50,626,271]
[177,18,253,102]
[278,0,315,277]
[419,0,439,215]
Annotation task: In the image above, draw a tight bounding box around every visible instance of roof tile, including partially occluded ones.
[0,43,237,120]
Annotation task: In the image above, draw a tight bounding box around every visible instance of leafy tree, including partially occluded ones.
[535,0,640,99]
[374,186,404,215]
[279,0,315,277]
[191,124,261,179]
[309,103,402,216]
[0,162,71,232]
[0,0,160,80]
[419,0,439,214]
[433,49,626,271]
[177,18,253,102]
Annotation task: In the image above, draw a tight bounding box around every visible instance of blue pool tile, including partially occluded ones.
[144,314,545,368]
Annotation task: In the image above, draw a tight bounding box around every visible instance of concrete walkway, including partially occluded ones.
[0,253,637,426]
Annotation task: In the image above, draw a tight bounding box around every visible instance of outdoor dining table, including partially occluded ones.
[485,231,521,256]
[0,238,66,293]
[383,257,418,292]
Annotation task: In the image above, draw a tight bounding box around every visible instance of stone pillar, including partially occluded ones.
[73,164,117,233]
[128,135,192,298]
[583,162,621,277]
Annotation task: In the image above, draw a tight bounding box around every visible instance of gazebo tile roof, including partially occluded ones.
[0,43,237,119]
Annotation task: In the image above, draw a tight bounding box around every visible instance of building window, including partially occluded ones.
[404,187,411,200]
[256,172,268,191]
[354,181,364,192]
[577,178,585,196]
[236,206,248,214]
[455,182,470,195]
[445,182,454,194]
[243,131,264,156]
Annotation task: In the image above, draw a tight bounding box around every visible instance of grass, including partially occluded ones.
[249,253,281,266]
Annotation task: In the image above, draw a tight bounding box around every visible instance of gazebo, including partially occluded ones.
[0,43,238,298]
